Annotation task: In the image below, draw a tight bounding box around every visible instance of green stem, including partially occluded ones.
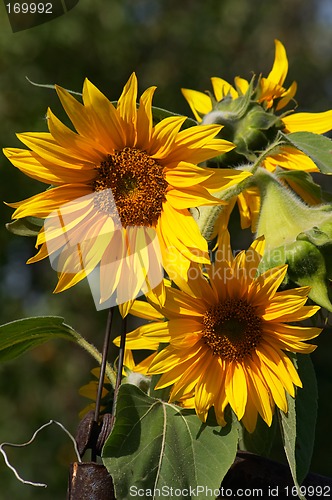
[70,329,117,388]
[194,174,255,241]
[249,133,285,174]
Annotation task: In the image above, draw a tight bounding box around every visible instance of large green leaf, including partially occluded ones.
[279,354,318,499]
[0,316,77,361]
[281,131,332,174]
[102,384,238,500]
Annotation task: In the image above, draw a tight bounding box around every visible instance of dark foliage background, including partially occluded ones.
[0,0,332,497]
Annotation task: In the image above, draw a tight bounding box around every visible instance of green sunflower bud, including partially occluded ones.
[202,82,283,166]
[285,240,332,311]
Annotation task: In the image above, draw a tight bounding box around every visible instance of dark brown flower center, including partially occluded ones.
[202,299,262,361]
[92,147,168,227]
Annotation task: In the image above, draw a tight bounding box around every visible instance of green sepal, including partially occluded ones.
[102,384,238,500]
[6,216,44,237]
[259,238,332,312]
[281,131,332,174]
[203,79,284,165]
[285,240,332,311]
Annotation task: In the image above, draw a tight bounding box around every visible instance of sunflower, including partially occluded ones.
[182,39,332,174]
[182,39,332,240]
[4,73,250,307]
[120,236,321,432]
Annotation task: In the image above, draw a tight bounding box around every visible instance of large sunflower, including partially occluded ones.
[4,74,249,307]
[121,236,321,432]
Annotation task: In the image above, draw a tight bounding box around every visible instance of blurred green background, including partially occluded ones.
[1,0,332,497]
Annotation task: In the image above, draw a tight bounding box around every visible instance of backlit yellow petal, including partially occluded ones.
[267,39,288,87]
[181,88,212,122]
[211,77,238,101]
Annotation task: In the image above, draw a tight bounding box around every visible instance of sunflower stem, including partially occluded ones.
[110,314,127,430]
[93,306,114,425]
[89,306,114,462]
[69,329,116,387]
[249,133,285,174]
[194,174,255,241]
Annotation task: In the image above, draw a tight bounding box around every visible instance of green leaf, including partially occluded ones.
[102,384,238,500]
[279,354,318,499]
[237,413,277,457]
[281,131,332,174]
[0,316,77,362]
[0,315,117,384]
[6,216,44,237]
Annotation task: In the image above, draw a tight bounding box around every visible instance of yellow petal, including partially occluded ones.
[17,132,95,167]
[129,299,165,321]
[166,186,221,209]
[47,108,106,161]
[267,39,288,87]
[253,352,288,412]
[54,268,88,293]
[156,204,210,278]
[250,265,288,305]
[195,353,222,421]
[276,81,297,111]
[181,88,212,122]
[149,343,202,374]
[225,361,247,420]
[241,390,258,433]
[234,76,249,95]
[264,147,319,172]
[211,77,238,101]
[10,185,91,219]
[169,349,209,400]
[164,161,214,188]
[3,148,95,186]
[116,321,170,350]
[116,72,138,145]
[201,169,250,193]
[258,342,296,396]
[56,84,98,139]
[283,110,332,134]
[83,78,126,150]
[160,286,206,318]
[246,361,273,426]
[136,86,156,149]
[149,116,187,158]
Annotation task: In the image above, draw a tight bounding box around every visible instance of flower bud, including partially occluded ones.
[201,84,284,166]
